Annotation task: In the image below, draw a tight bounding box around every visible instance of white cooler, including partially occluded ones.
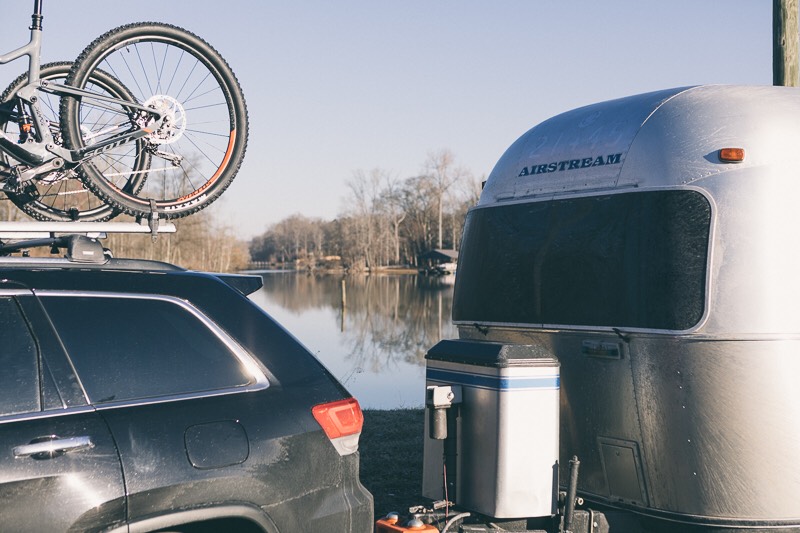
[422,339,560,519]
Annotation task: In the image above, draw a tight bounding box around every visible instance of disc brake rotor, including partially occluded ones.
[143,95,187,145]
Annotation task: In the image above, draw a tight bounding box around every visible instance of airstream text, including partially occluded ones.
[517,152,622,177]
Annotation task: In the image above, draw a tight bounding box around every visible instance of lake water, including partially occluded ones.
[248,272,458,409]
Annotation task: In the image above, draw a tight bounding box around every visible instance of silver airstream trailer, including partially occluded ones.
[412,85,800,533]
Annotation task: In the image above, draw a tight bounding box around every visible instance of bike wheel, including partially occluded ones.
[1,62,146,221]
[60,22,248,219]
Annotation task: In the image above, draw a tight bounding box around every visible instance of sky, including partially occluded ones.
[0,1,772,239]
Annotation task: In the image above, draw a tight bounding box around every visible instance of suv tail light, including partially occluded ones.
[312,397,363,456]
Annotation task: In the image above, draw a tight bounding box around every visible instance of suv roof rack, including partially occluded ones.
[0,220,177,240]
[0,220,178,264]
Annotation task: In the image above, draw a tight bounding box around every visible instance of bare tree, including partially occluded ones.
[400,174,437,264]
[423,149,467,250]
[378,174,406,265]
[346,168,386,270]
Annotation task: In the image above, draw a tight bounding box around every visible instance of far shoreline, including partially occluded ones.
[242,266,422,275]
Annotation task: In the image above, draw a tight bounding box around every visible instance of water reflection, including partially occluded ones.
[248,272,457,409]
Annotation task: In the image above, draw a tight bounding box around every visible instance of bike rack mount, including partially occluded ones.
[0,220,176,240]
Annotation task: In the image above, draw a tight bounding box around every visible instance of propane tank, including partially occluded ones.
[376,512,439,532]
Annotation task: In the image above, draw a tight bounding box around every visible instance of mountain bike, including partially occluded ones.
[0,0,248,222]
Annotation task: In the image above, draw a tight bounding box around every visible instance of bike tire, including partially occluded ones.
[60,22,248,219]
[1,62,147,221]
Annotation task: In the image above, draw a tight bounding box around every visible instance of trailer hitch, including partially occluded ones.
[427,384,462,515]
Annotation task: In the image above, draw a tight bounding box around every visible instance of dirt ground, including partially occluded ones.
[360,409,426,519]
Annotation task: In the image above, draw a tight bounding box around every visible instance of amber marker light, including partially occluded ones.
[719,148,745,163]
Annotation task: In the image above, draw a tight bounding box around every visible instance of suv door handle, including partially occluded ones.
[13,436,94,459]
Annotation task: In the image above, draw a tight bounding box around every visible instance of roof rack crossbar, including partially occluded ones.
[0,235,108,264]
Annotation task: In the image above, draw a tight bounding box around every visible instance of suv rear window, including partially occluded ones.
[453,190,711,330]
[41,295,254,404]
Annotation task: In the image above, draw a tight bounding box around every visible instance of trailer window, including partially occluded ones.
[453,190,710,330]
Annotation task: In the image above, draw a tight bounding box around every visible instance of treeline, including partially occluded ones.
[0,199,250,272]
[250,150,481,270]
[104,210,250,271]
[1,148,480,272]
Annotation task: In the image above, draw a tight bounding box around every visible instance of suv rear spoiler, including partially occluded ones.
[214,274,264,296]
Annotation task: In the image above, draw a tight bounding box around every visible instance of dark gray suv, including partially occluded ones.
[0,234,373,532]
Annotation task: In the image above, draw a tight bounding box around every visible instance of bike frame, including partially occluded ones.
[0,0,161,175]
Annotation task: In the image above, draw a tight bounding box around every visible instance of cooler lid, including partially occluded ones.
[426,339,558,368]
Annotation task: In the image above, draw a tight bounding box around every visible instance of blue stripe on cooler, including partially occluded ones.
[427,367,560,391]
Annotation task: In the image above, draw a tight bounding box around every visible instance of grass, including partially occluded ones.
[360,409,426,519]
